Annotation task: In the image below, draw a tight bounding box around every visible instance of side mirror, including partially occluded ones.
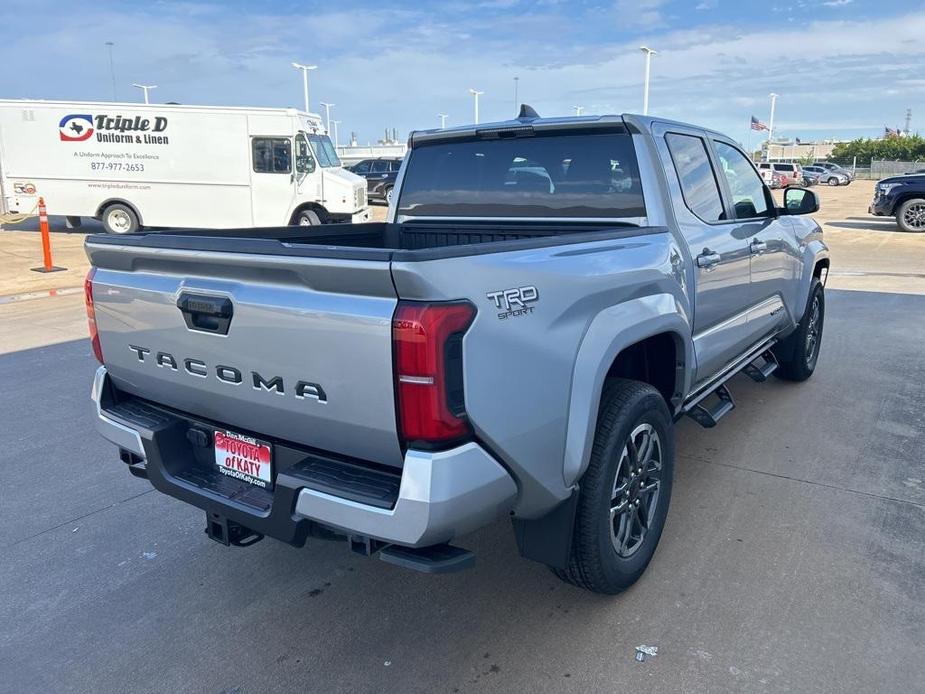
[296,156,315,175]
[783,186,819,215]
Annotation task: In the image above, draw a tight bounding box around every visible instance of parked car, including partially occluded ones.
[870,172,925,232]
[803,165,849,187]
[349,157,403,204]
[758,162,804,186]
[85,111,828,595]
[811,161,854,184]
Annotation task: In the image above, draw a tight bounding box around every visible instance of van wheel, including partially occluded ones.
[896,198,925,232]
[774,278,825,381]
[553,379,674,595]
[102,203,139,234]
[297,209,321,226]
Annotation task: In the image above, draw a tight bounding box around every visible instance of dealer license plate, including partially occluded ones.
[214,430,273,490]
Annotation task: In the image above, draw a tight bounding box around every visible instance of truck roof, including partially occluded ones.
[409,111,730,146]
[0,98,323,121]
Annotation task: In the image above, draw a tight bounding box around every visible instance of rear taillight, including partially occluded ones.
[84,268,103,363]
[392,301,476,446]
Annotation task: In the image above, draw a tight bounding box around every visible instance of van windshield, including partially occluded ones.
[397,131,646,219]
[306,134,342,168]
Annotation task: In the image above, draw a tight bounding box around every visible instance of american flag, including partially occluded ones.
[750,115,769,131]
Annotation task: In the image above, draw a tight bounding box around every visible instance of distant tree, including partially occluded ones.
[829,135,925,166]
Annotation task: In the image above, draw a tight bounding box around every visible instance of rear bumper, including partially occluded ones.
[91,366,517,547]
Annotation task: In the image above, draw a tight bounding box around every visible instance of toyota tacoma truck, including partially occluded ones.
[85,108,829,594]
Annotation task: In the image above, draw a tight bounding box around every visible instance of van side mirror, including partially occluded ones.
[783,187,819,215]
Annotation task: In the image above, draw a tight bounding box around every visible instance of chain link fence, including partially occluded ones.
[864,159,925,180]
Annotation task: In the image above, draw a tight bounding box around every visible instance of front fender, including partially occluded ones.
[562,293,693,487]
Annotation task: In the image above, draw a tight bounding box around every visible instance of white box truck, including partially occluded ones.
[0,100,369,233]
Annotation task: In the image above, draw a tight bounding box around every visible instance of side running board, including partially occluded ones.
[687,384,735,428]
[743,350,779,383]
[683,343,777,429]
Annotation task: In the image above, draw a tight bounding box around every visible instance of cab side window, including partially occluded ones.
[713,141,771,219]
[665,133,725,223]
[253,137,291,174]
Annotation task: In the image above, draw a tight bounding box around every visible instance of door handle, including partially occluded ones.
[696,251,721,269]
[750,239,768,254]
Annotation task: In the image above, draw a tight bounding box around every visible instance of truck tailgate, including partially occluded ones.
[86,242,403,467]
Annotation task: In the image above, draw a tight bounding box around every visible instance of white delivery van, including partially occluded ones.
[0,100,369,233]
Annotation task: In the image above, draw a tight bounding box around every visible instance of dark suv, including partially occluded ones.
[348,158,403,204]
[870,173,925,232]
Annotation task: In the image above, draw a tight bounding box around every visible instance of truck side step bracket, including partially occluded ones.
[379,543,475,574]
[743,350,779,383]
[687,384,735,428]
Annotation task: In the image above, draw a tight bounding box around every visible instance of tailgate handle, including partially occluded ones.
[177,293,233,335]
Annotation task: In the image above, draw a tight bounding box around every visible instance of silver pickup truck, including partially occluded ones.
[85,109,829,594]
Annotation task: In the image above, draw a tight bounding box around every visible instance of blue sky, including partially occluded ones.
[1,0,922,145]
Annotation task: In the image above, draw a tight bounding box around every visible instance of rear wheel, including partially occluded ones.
[553,379,674,595]
[896,198,925,232]
[774,278,824,382]
[102,203,139,234]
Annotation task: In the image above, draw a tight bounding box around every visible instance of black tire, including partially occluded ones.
[554,379,674,595]
[896,198,925,233]
[296,209,321,226]
[774,278,824,382]
[102,203,139,234]
[827,177,840,186]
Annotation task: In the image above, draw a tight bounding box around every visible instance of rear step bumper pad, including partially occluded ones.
[91,366,517,548]
[293,443,516,547]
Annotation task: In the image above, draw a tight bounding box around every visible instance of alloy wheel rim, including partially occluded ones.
[805,296,821,366]
[902,203,925,230]
[610,423,662,558]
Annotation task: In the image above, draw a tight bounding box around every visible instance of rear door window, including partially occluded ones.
[371,160,391,173]
[665,133,725,223]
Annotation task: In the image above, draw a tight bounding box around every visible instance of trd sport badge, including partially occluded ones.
[486,285,539,320]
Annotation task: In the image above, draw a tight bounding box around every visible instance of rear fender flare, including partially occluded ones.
[562,293,693,487]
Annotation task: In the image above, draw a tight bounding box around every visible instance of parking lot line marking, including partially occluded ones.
[679,453,925,510]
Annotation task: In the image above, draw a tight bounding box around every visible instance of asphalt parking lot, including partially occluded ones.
[1,182,923,693]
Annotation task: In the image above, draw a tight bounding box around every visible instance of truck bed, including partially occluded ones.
[85,220,661,262]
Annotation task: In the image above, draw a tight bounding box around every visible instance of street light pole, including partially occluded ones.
[438,113,448,129]
[319,102,334,134]
[469,89,484,124]
[767,92,778,144]
[331,120,341,148]
[513,76,519,115]
[291,62,318,112]
[132,84,157,104]
[105,41,117,101]
[640,46,657,115]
